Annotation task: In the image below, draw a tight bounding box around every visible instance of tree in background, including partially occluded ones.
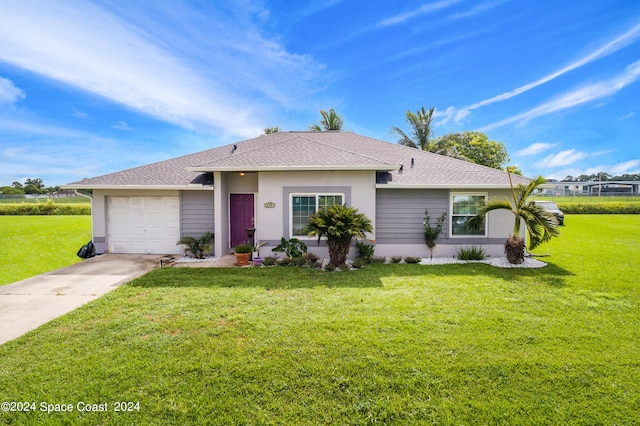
[390,106,434,150]
[264,127,280,134]
[432,131,509,170]
[309,108,344,131]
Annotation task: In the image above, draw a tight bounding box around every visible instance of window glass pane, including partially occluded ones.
[451,194,486,236]
[451,216,484,235]
[292,196,315,236]
[318,195,342,210]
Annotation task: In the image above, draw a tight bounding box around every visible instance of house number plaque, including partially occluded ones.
[264,202,276,208]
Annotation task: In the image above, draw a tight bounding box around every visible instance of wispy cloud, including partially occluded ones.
[537,149,588,168]
[0,1,325,138]
[448,0,505,20]
[618,112,635,120]
[0,77,25,104]
[515,142,559,156]
[111,120,133,131]
[610,159,640,174]
[482,60,640,131]
[436,23,640,125]
[377,0,460,27]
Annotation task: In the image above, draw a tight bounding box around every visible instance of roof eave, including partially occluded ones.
[61,184,214,191]
[187,165,397,172]
[376,183,518,189]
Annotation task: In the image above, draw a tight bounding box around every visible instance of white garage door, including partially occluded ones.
[107,196,180,254]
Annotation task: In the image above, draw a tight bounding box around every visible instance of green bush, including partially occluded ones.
[457,246,487,260]
[262,256,277,266]
[0,203,90,215]
[404,256,421,264]
[390,256,403,264]
[290,257,306,266]
[351,258,367,269]
[355,241,375,259]
[277,258,292,266]
[557,202,640,214]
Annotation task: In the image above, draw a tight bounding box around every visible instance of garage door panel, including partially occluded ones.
[107,196,180,254]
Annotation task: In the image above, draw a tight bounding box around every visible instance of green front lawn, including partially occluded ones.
[0,216,91,285]
[0,216,638,424]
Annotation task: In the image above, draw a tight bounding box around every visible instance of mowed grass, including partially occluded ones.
[0,216,639,424]
[0,216,91,285]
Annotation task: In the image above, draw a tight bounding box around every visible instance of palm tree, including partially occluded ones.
[467,174,560,264]
[390,106,434,150]
[305,204,373,267]
[264,127,280,134]
[308,108,344,131]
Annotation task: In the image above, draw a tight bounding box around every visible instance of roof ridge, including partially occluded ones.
[191,133,303,167]
[194,131,398,168]
[294,132,398,167]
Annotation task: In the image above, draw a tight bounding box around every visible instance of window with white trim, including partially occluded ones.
[450,193,487,236]
[291,193,343,237]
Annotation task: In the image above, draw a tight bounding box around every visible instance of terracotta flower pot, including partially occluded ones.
[234,252,250,266]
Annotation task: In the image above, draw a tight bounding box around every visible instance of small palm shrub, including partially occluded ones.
[177,232,213,259]
[390,256,402,264]
[457,246,486,261]
[355,241,375,260]
[306,204,373,267]
[404,256,421,264]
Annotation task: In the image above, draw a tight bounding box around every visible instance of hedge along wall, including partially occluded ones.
[557,203,640,214]
[0,203,91,215]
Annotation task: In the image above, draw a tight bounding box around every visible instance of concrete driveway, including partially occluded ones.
[0,254,164,345]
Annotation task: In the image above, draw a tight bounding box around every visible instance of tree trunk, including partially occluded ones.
[328,236,352,267]
[504,235,525,264]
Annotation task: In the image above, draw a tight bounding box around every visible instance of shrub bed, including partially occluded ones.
[557,202,640,214]
[0,203,91,215]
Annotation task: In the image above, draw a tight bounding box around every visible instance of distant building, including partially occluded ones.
[540,181,640,196]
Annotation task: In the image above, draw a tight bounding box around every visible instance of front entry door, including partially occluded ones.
[230,194,255,248]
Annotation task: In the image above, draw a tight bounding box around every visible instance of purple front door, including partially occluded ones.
[230,194,254,248]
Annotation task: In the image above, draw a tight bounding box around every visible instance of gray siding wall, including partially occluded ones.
[375,189,448,244]
[181,191,215,238]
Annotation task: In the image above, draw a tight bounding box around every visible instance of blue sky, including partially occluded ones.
[1,0,639,186]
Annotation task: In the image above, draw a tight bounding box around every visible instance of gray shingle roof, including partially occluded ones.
[65,131,530,188]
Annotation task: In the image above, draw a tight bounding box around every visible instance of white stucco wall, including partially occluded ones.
[254,170,376,254]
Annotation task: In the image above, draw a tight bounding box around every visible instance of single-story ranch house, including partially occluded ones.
[64,131,529,259]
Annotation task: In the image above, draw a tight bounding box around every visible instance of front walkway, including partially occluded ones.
[172,254,240,268]
[0,254,163,345]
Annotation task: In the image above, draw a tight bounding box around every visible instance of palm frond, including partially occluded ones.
[466,199,514,231]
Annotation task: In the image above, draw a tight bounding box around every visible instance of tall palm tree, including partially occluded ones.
[390,106,435,150]
[467,174,560,264]
[309,108,344,131]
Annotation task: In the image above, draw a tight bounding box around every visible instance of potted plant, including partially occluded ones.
[233,243,252,266]
[252,241,268,266]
